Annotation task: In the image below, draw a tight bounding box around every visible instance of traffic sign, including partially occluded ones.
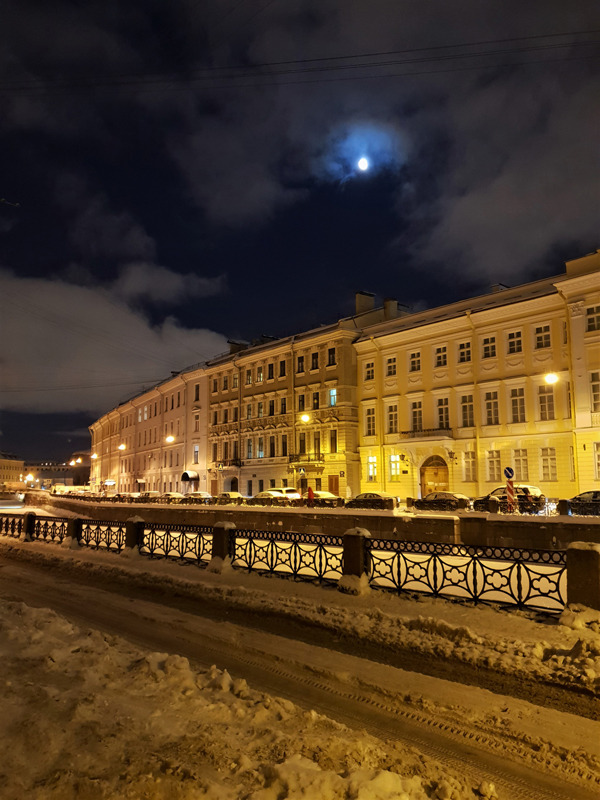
[298,467,305,475]
[504,466,514,479]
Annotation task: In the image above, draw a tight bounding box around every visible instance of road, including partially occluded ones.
[0,552,598,800]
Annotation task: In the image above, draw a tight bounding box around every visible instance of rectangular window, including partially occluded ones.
[268,399,275,416]
[587,305,600,332]
[223,376,228,391]
[269,436,275,457]
[270,479,276,489]
[257,402,264,418]
[144,405,148,420]
[386,357,397,376]
[212,379,218,393]
[539,385,555,420]
[458,342,471,363]
[138,409,142,422]
[365,361,374,381]
[279,360,286,377]
[566,381,571,418]
[327,348,336,366]
[409,352,421,372]
[487,450,501,482]
[194,414,199,431]
[535,325,551,349]
[591,372,600,412]
[233,407,238,422]
[223,441,229,461]
[595,443,600,479]
[233,373,239,389]
[194,384,200,401]
[329,388,337,407]
[281,397,287,414]
[541,447,557,481]
[299,432,306,454]
[330,429,337,453]
[514,449,529,481]
[233,440,238,460]
[256,366,263,383]
[257,438,264,458]
[411,401,423,431]
[311,352,319,370]
[461,395,474,428]
[177,391,181,407]
[435,346,447,367]
[223,409,228,424]
[482,336,496,359]
[390,454,400,478]
[297,356,304,373]
[507,331,522,354]
[485,391,499,425]
[281,434,288,457]
[437,397,449,428]
[464,452,476,482]
[247,439,252,459]
[388,404,398,434]
[510,387,525,423]
[366,408,376,436]
[267,363,274,380]
[314,432,321,456]
[298,394,305,412]
[312,391,320,410]
[367,456,377,481]
[247,480,252,496]
[212,411,218,425]
[245,370,252,385]
[246,403,252,419]
[212,443,217,463]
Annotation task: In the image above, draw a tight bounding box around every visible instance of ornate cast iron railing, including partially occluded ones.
[142,523,213,565]
[33,517,68,544]
[365,539,567,613]
[0,514,24,538]
[81,519,126,552]
[233,529,343,585]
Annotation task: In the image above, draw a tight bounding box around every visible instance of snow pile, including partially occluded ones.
[0,600,486,799]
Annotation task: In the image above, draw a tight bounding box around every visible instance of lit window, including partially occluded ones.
[257,438,264,458]
[367,456,377,481]
[329,388,337,407]
[256,366,263,383]
[390,454,400,478]
[514,449,528,481]
[232,373,239,389]
[247,439,253,459]
[193,445,199,464]
[312,392,320,410]
[245,370,252,385]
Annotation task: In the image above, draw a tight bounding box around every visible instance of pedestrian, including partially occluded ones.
[307,486,314,507]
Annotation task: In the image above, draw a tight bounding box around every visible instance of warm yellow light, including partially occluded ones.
[545,373,559,384]
[118,444,126,450]
[91,453,98,459]
[76,458,82,463]
[69,460,76,466]
[300,414,310,423]
[166,435,175,443]
[26,474,34,481]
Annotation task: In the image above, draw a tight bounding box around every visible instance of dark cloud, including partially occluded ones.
[112,261,226,303]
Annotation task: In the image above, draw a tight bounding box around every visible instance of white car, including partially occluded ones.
[271,487,301,500]
[216,492,244,502]
[312,491,339,500]
[187,491,213,499]
[254,490,285,499]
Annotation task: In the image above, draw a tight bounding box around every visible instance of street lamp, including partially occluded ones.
[300,414,310,423]
[166,435,175,443]
[91,453,98,459]
[118,444,126,450]
[544,373,559,384]
[69,460,76,466]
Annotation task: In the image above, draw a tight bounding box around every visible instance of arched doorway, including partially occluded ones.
[420,456,449,497]
[226,476,239,492]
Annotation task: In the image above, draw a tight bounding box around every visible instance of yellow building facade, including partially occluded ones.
[354,250,600,501]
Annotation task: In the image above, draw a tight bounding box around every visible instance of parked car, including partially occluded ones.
[271,487,302,500]
[345,491,397,509]
[254,490,285,500]
[216,491,244,503]
[414,492,472,512]
[187,491,213,499]
[473,485,546,514]
[312,491,340,500]
[161,491,185,503]
[568,491,600,516]
[139,491,160,501]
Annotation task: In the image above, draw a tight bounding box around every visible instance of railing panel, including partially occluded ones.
[234,530,343,584]
[33,518,68,544]
[141,523,212,565]
[81,520,126,552]
[0,514,24,538]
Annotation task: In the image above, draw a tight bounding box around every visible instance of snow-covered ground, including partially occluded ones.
[1,531,599,798]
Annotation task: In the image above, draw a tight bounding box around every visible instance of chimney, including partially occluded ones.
[383,298,398,320]
[228,340,248,354]
[355,291,375,316]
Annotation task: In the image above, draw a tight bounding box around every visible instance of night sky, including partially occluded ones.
[1,1,599,460]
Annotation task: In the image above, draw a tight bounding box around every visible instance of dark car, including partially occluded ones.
[568,491,600,516]
[414,492,472,512]
[473,485,546,514]
[345,491,397,510]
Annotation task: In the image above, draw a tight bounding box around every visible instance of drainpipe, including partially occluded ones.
[465,311,481,496]
[556,288,580,492]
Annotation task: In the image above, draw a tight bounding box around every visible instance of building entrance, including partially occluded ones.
[419,456,449,497]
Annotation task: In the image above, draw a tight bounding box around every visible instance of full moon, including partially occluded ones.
[357,157,369,171]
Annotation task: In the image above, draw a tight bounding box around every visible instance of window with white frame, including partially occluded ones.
[138,408,142,422]
[586,306,600,332]
[591,372,600,412]
[510,387,525,423]
[541,447,557,480]
[246,439,253,459]
[388,404,398,434]
[257,437,264,458]
[437,397,449,428]
[390,454,400,479]
[487,450,501,482]
[365,361,375,381]
[144,405,148,420]
[386,356,397,376]
[538,385,555,420]
[193,444,199,464]
[411,400,422,431]
[595,443,600,479]
[482,336,496,359]
[485,391,499,425]
[194,414,199,432]
[367,455,377,481]
[514,449,529,481]
[409,352,421,372]
[257,402,264,417]
[458,341,471,363]
[366,408,376,436]
[329,388,337,407]
[435,346,447,367]
[507,331,522,354]
[232,373,239,389]
[461,394,474,427]
[463,451,476,482]
[535,324,551,349]
[256,366,263,383]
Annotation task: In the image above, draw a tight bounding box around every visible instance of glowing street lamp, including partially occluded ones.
[544,373,559,384]
[76,458,82,463]
[166,435,175,443]
[25,474,34,482]
[118,444,126,450]
[91,453,98,459]
[300,414,310,423]
[69,460,76,466]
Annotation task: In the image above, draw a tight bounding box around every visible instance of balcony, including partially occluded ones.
[288,453,325,463]
[400,427,453,439]
[216,459,242,468]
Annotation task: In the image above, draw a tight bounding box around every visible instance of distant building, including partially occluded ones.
[24,451,91,489]
[0,452,25,490]
[90,249,600,500]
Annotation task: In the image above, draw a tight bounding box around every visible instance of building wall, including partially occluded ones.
[0,455,25,489]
